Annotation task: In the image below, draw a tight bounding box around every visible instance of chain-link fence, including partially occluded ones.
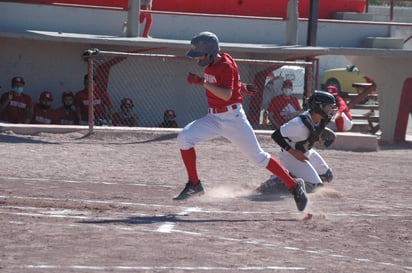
[84,50,313,132]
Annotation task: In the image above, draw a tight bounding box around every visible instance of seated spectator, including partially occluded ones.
[55,91,80,125]
[0,76,33,123]
[325,85,353,132]
[75,74,114,126]
[267,80,302,129]
[261,75,284,111]
[159,109,178,128]
[31,91,58,124]
[112,98,139,127]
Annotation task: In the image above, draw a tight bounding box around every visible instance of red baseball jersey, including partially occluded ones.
[0,92,33,123]
[54,107,79,125]
[159,120,179,128]
[268,95,301,126]
[335,96,352,120]
[75,87,112,122]
[203,52,242,108]
[112,112,138,127]
[31,104,59,124]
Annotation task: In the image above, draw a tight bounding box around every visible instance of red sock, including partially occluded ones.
[335,117,344,132]
[180,148,200,184]
[142,14,152,37]
[266,157,297,190]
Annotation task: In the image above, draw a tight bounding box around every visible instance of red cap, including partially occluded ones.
[40,91,54,101]
[326,85,338,96]
[121,98,134,107]
[11,76,25,86]
[164,109,176,118]
[62,91,74,99]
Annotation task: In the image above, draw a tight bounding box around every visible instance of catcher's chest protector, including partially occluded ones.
[295,115,325,153]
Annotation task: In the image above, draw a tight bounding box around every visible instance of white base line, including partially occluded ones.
[18,265,306,271]
[1,195,411,218]
[0,176,176,188]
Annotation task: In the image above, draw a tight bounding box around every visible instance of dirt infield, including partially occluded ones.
[0,129,411,273]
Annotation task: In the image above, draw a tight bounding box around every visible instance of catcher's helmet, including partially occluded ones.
[186,31,220,67]
[11,76,25,87]
[308,90,336,120]
[40,91,53,101]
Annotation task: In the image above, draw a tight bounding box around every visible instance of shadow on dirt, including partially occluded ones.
[0,134,57,144]
[244,193,287,202]
[78,214,267,225]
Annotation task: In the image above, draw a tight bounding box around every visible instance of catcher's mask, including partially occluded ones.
[308,90,336,120]
[186,31,220,67]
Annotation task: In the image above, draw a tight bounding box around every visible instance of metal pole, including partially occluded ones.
[127,0,140,37]
[306,0,319,46]
[286,0,299,45]
[87,58,94,133]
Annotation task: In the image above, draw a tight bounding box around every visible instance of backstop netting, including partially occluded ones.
[85,49,314,131]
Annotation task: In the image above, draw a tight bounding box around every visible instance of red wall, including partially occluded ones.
[26,0,366,19]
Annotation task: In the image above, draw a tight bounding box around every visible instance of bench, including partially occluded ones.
[347,83,380,134]
[351,112,380,134]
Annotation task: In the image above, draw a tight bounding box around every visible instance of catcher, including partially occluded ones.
[258,91,337,194]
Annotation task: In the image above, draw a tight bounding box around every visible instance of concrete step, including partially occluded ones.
[315,131,378,152]
[333,12,374,21]
[364,37,404,49]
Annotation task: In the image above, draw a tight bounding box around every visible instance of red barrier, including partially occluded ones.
[394,78,412,142]
[24,0,366,19]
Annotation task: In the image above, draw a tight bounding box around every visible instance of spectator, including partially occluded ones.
[0,76,33,124]
[267,79,302,129]
[55,91,80,125]
[112,98,139,127]
[75,74,114,126]
[159,109,178,128]
[325,85,353,132]
[140,0,153,38]
[266,91,337,193]
[261,75,283,110]
[31,91,58,124]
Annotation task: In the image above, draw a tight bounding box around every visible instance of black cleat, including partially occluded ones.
[305,181,323,193]
[256,175,289,194]
[173,181,204,200]
[291,178,308,211]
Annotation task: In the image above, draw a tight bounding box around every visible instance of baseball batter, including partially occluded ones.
[268,91,336,192]
[173,31,307,211]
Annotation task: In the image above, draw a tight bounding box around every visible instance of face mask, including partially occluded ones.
[15,87,24,94]
[282,88,293,96]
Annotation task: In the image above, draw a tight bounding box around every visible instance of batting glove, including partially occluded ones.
[240,82,258,96]
[187,72,205,86]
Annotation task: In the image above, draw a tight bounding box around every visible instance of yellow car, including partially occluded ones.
[320,65,370,97]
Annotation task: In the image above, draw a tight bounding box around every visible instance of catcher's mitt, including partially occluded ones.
[320,127,336,147]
